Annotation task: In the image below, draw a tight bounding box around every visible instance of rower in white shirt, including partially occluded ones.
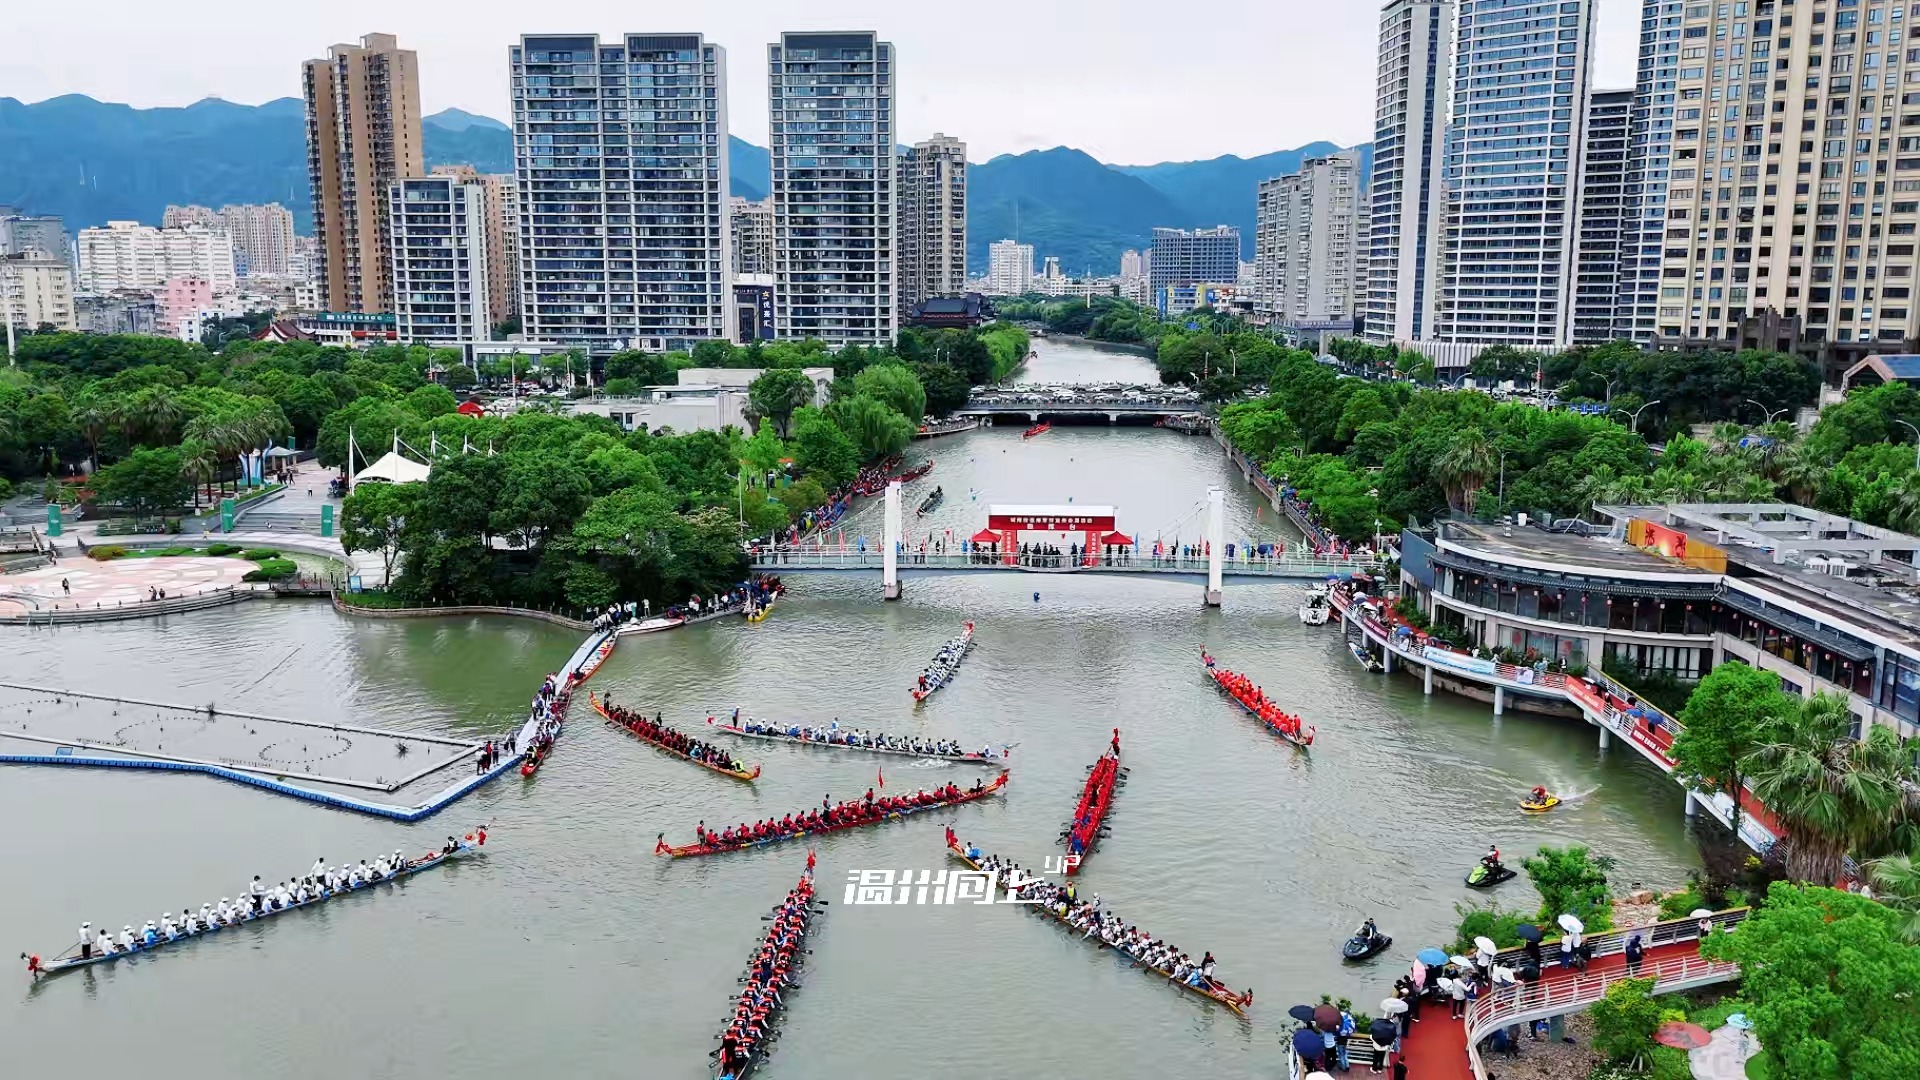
[118,926,135,950]
[199,903,214,928]
[248,876,266,912]
[96,929,116,955]
[159,913,177,939]
[311,857,326,881]
[77,922,93,960]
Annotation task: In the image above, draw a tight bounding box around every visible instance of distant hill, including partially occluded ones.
[0,95,1368,274]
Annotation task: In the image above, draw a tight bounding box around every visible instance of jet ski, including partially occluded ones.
[1465,862,1517,888]
[1519,795,1562,813]
[1341,930,1392,961]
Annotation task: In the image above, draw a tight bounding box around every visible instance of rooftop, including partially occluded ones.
[1436,520,1716,576]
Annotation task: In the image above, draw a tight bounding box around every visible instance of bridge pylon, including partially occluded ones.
[1205,486,1225,606]
[883,480,903,600]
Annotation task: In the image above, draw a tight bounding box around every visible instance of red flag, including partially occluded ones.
[877,766,885,789]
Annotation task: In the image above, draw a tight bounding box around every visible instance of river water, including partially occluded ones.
[0,340,1701,1079]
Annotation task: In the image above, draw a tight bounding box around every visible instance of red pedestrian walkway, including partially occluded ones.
[1380,917,1743,1080]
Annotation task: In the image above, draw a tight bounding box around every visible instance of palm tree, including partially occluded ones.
[1710,422,1747,454]
[1741,692,1920,884]
[1725,473,1781,503]
[127,387,185,445]
[179,438,217,511]
[183,416,239,494]
[73,402,108,472]
[1865,851,1920,943]
[1888,472,1920,534]
[1768,442,1827,504]
[1434,428,1496,510]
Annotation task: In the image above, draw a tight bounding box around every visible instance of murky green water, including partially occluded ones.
[0,341,1702,1079]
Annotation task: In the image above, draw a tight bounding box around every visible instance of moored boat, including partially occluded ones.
[946,841,1253,1017]
[895,460,934,484]
[1200,651,1314,750]
[712,857,823,1080]
[1349,640,1383,672]
[23,835,487,980]
[1299,586,1332,626]
[707,717,1011,763]
[910,621,976,702]
[1022,422,1051,439]
[656,771,1009,858]
[590,693,760,781]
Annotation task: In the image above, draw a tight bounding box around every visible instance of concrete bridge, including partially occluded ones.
[954,400,1205,424]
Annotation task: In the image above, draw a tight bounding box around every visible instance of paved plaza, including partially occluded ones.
[0,556,255,616]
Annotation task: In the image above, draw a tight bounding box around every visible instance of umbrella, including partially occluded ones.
[1557,914,1585,934]
[1305,1074,1334,1080]
[1727,1013,1754,1031]
[1411,960,1428,985]
[1449,954,1472,967]
[1416,947,1448,965]
[1690,908,1715,919]
[1655,1022,1713,1050]
[969,528,999,544]
[1491,964,1516,985]
[1380,998,1408,1016]
[1100,530,1133,546]
[1474,936,1498,955]
[1314,1004,1341,1031]
[1369,1018,1399,1043]
[1291,1028,1326,1059]
[1515,923,1545,943]
[1288,1005,1318,1024]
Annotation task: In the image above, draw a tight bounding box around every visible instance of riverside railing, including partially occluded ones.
[747,548,1389,577]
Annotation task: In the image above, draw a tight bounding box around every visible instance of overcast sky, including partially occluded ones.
[4,0,1643,164]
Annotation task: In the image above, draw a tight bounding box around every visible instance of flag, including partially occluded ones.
[877,767,885,789]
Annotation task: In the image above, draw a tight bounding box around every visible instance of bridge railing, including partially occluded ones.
[748,547,1389,576]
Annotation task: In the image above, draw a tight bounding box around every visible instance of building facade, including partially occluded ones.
[219,203,298,277]
[510,32,732,352]
[74,292,160,335]
[162,205,221,229]
[1618,0,1684,342]
[158,275,215,341]
[1119,248,1144,281]
[432,166,517,326]
[1365,0,1453,344]
[1435,0,1595,348]
[987,239,1033,295]
[0,209,71,264]
[769,31,896,345]
[730,197,775,276]
[1148,226,1241,299]
[1,251,77,330]
[1647,0,1920,349]
[1255,150,1368,330]
[76,222,236,292]
[389,175,492,344]
[1572,88,1633,344]
[897,133,968,317]
[303,32,425,314]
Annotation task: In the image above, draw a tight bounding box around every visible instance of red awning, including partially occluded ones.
[970,529,1000,543]
[1101,531,1133,546]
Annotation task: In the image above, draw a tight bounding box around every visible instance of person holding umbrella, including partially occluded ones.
[1290,1027,1328,1071]
[1517,922,1545,971]
[1366,1017,1397,1074]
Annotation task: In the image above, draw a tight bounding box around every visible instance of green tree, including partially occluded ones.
[830,394,915,459]
[852,364,928,422]
[1742,692,1920,883]
[1673,662,1796,841]
[341,481,419,583]
[442,365,477,393]
[1865,851,1920,943]
[1588,977,1664,1065]
[790,406,860,487]
[908,361,971,417]
[1521,845,1616,931]
[1700,882,1920,1080]
[746,368,816,437]
[1435,427,1497,510]
[178,438,218,510]
[404,384,458,420]
[490,451,592,553]
[92,446,190,514]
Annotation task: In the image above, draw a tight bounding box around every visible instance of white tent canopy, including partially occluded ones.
[355,451,431,485]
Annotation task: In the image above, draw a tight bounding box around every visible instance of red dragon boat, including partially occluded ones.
[590,692,761,781]
[656,771,1010,858]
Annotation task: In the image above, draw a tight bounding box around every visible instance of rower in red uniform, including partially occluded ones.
[1111,728,1122,756]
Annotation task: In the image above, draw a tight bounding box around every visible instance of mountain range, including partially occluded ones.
[0,95,1371,277]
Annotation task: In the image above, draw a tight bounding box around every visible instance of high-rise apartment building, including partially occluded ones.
[1619,0,1684,342]
[1256,150,1369,329]
[730,197,774,276]
[898,134,968,316]
[987,239,1034,295]
[0,209,71,265]
[1,251,77,331]
[76,222,236,292]
[1647,0,1920,350]
[769,31,896,345]
[220,203,298,277]
[389,176,492,344]
[1120,249,1144,280]
[432,166,517,325]
[1148,226,1241,300]
[511,33,732,351]
[1435,0,1595,348]
[303,32,424,314]
[163,205,221,229]
[1573,89,1633,344]
[1366,0,1453,343]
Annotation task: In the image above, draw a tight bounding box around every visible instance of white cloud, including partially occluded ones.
[1,0,1643,162]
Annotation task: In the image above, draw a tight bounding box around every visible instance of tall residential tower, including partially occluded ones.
[768,31,896,345]
[1255,150,1368,331]
[1365,0,1453,344]
[389,176,491,344]
[898,133,968,317]
[1572,89,1633,344]
[510,33,732,350]
[303,33,424,313]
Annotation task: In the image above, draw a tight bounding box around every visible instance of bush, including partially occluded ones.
[1658,885,1708,921]
[1449,899,1538,954]
[86,545,129,560]
[1648,1046,1694,1080]
[205,543,241,557]
[1590,977,1662,1063]
[0,477,12,500]
[335,589,419,609]
[1523,845,1616,933]
[242,558,297,582]
[241,547,281,561]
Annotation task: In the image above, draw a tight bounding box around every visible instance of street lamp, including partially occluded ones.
[1894,419,1920,472]
[1615,399,1664,437]
[1745,398,1789,426]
